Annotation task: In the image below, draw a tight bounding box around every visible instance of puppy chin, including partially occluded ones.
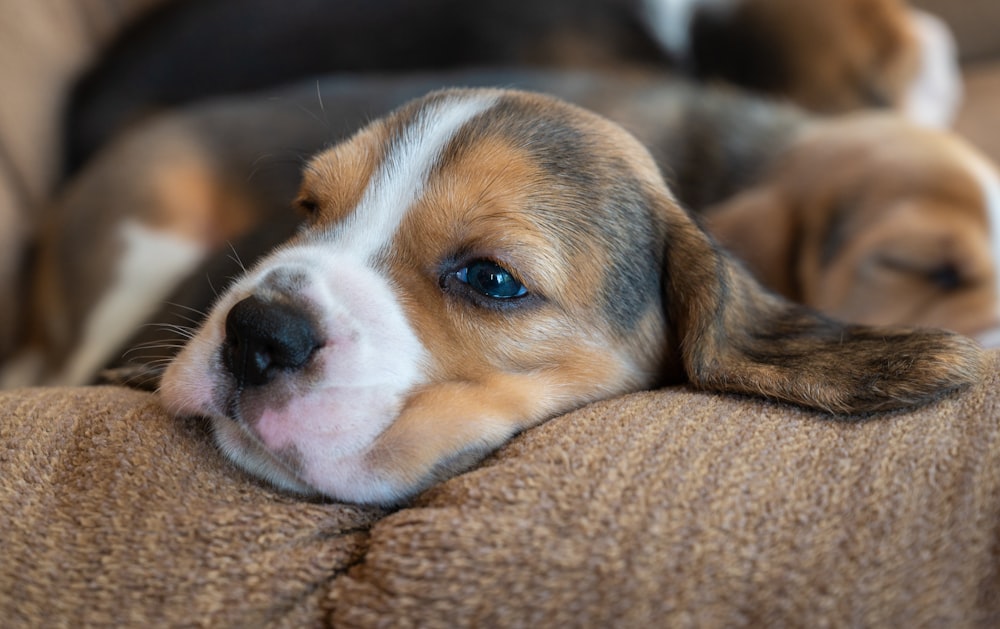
[211,416,320,497]
[171,372,416,504]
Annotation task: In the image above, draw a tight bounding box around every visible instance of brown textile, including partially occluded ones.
[3,354,1000,627]
[0,386,383,627]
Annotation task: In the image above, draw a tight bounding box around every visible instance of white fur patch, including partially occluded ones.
[330,93,499,258]
[55,220,205,385]
[903,9,963,128]
[640,0,738,62]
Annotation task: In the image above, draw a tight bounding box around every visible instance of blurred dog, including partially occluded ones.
[64,0,959,174]
[703,112,1000,338]
[1,0,963,375]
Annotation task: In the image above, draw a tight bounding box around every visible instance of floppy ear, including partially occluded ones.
[660,197,986,415]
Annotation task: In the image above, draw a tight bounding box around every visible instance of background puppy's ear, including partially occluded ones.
[660,199,986,415]
[701,187,799,301]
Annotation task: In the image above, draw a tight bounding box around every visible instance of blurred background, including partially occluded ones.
[914,0,1000,161]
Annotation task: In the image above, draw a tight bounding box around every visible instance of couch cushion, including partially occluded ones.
[2,353,999,627]
[0,386,383,627]
[331,355,1000,627]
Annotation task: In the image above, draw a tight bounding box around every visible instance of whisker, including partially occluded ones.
[136,320,198,335]
[273,83,332,130]
[122,342,189,355]
[227,241,247,273]
[206,274,220,299]
[153,323,198,337]
[120,347,186,361]
[161,314,202,329]
[161,301,208,318]
[123,323,198,341]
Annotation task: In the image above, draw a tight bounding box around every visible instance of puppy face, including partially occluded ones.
[161,89,985,505]
[705,114,1000,343]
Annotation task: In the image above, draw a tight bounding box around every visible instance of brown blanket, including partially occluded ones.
[2,354,999,627]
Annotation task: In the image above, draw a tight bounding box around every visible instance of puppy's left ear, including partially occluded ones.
[658,195,986,414]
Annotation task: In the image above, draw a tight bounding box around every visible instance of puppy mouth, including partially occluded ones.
[213,387,320,496]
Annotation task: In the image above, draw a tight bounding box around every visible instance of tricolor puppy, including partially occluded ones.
[160,88,984,505]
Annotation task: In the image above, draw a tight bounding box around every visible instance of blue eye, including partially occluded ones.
[455,260,528,299]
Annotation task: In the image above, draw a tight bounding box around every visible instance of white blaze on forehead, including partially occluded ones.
[328,92,499,258]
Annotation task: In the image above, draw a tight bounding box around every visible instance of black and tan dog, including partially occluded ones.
[155,88,982,505]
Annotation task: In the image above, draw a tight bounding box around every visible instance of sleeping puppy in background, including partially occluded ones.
[624,87,1000,339]
[64,0,959,173]
[700,112,1000,339]
[151,88,984,505]
[11,72,998,392]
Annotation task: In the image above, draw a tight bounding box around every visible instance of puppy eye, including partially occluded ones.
[294,196,320,218]
[877,256,968,292]
[927,263,963,291]
[455,260,528,300]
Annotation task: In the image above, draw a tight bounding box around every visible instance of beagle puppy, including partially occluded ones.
[64,0,958,172]
[10,73,998,390]
[155,88,982,505]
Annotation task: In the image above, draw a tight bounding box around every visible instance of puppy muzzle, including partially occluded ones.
[222,296,323,388]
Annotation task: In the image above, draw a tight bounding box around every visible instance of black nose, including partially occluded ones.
[222,295,322,387]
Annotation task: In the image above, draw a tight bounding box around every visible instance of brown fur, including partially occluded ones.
[692,0,920,113]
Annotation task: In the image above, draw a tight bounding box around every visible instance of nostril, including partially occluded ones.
[222,295,323,387]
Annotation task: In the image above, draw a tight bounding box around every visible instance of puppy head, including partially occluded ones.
[704,113,1000,344]
[161,89,985,505]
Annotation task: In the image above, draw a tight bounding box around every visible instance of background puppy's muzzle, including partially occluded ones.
[222,296,322,388]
